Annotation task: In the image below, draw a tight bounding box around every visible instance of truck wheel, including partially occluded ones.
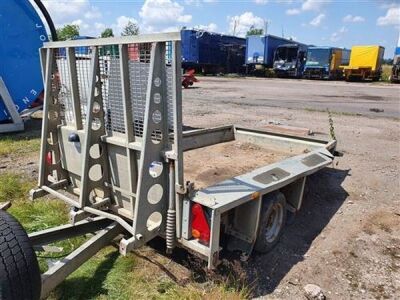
[0,210,41,300]
[254,192,287,253]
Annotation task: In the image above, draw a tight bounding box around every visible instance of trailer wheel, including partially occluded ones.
[0,210,41,300]
[254,192,287,253]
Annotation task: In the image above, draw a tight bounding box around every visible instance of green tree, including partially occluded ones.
[246,26,263,36]
[121,21,139,36]
[56,24,80,41]
[100,28,114,38]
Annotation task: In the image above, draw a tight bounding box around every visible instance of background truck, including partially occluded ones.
[181,29,246,74]
[390,41,400,83]
[391,54,400,83]
[273,43,308,78]
[0,33,337,299]
[303,47,350,80]
[343,45,385,81]
[245,34,299,73]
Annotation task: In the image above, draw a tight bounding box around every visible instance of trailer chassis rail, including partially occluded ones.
[28,217,124,299]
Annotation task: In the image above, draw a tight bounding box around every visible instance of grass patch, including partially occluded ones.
[0,172,68,232]
[304,107,362,117]
[49,246,246,300]
[0,135,40,157]
[381,64,392,82]
[0,172,83,273]
[0,172,246,299]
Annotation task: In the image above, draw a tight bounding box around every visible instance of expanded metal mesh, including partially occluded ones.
[53,42,175,138]
[54,48,70,123]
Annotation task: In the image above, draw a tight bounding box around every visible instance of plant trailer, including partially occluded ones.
[0,33,337,299]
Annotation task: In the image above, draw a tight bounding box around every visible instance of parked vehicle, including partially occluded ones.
[246,35,298,72]
[0,33,337,299]
[343,45,385,81]
[390,38,400,83]
[182,69,198,88]
[273,43,308,78]
[303,47,350,80]
[181,29,246,74]
[391,54,400,83]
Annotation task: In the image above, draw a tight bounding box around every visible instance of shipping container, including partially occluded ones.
[246,34,298,68]
[343,45,385,81]
[273,43,308,78]
[303,47,351,80]
[181,29,246,74]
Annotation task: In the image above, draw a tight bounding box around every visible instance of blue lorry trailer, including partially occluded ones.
[181,29,246,74]
[303,47,351,80]
[245,34,298,69]
[273,43,308,78]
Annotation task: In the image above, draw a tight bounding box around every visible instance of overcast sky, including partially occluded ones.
[40,0,400,58]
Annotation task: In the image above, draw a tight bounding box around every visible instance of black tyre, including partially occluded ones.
[0,210,41,300]
[254,192,287,253]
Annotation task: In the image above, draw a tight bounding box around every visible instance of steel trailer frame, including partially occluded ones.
[25,32,336,297]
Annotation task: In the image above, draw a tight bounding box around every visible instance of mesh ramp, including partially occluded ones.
[32,33,184,254]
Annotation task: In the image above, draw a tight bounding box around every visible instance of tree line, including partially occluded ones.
[55,21,139,41]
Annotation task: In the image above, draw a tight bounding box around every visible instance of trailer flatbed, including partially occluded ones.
[0,32,337,300]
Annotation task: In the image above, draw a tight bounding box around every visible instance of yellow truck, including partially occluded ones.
[343,45,385,81]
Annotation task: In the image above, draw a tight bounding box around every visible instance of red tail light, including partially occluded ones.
[46,152,52,166]
[191,203,210,244]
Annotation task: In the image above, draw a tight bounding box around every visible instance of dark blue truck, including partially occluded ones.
[273,43,308,78]
[181,29,246,74]
[303,47,351,80]
[245,34,298,70]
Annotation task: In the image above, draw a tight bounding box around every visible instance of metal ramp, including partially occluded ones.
[31,33,185,256]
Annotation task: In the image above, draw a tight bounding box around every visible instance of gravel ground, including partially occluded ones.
[183,77,400,299]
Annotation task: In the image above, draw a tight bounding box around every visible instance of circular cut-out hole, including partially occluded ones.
[92,118,102,131]
[151,130,162,144]
[154,77,161,87]
[93,102,101,114]
[153,93,161,104]
[147,184,163,204]
[89,144,102,159]
[48,110,58,120]
[89,164,103,181]
[89,188,105,204]
[152,110,162,124]
[149,161,163,178]
[146,211,162,231]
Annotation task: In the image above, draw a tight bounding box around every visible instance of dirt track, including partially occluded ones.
[183,77,400,299]
[185,76,399,118]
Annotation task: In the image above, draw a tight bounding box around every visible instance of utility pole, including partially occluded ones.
[233,17,239,36]
[264,19,269,35]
